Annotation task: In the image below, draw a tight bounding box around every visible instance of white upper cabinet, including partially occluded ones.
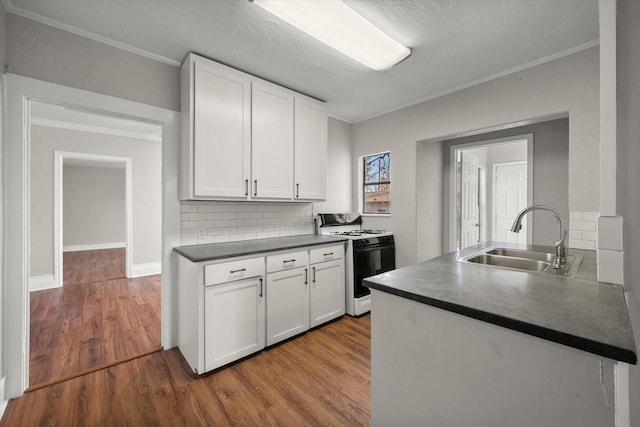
[181,53,327,201]
[251,81,294,200]
[181,54,251,199]
[294,95,328,201]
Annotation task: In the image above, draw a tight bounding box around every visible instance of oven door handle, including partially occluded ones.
[354,244,395,252]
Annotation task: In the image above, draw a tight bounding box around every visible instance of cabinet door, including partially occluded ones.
[252,81,294,200]
[204,276,265,372]
[266,267,309,346]
[294,95,327,201]
[310,259,345,328]
[194,59,251,198]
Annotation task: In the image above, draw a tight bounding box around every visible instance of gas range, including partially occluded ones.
[329,229,390,238]
[316,213,396,316]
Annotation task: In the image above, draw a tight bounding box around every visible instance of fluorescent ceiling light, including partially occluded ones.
[252,0,411,71]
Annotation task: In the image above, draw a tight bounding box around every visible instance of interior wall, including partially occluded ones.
[616,0,640,424]
[442,119,569,249]
[63,165,126,249]
[352,46,594,268]
[312,117,353,214]
[0,0,6,402]
[416,142,444,263]
[30,125,161,276]
[5,13,179,111]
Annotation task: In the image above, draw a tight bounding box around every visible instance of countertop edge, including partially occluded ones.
[365,280,638,365]
[173,236,349,263]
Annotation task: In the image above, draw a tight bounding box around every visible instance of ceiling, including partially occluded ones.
[4,0,599,123]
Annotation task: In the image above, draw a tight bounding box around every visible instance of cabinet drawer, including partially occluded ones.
[310,244,344,264]
[205,257,264,286]
[266,250,309,273]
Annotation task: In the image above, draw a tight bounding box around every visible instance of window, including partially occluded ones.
[362,152,391,214]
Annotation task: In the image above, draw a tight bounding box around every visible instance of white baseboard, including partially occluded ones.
[29,274,58,292]
[63,242,126,252]
[131,262,161,278]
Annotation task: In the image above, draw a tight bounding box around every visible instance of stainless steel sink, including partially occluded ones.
[466,253,551,272]
[461,246,582,277]
[485,248,555,263]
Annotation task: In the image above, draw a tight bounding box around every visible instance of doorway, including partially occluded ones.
[27,101,162,389]
[452,136,532,250]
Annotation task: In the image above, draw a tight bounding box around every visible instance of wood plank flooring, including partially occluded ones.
[63,248,127,285]
[2,315,371,426]
[29,249,161,388]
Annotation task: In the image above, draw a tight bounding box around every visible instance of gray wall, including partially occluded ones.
[30,125,161,276]
[353,48,597,268]
[442,119,569,249]
[617,1,640,424]
[63,165,126,249]
[5,13,180,111]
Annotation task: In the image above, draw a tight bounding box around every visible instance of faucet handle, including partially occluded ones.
[556,230,568,247]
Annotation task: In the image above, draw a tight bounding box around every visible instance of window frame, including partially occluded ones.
[359,151,391,216]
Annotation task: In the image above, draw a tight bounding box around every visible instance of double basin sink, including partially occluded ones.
[460,246,582,278]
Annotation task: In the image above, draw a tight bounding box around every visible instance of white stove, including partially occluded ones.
[317,214,396,316]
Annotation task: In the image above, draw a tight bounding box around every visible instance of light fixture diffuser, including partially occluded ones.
[252,0,411,71]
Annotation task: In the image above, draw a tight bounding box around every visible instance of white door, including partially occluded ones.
[204,276,265,372]
[310,259,345,328]
[252,81,293,199]
[493,161,528,243]
[266,267,310,346]
[460,152,480,249]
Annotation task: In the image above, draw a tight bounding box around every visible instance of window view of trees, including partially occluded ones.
[363,152,390,214]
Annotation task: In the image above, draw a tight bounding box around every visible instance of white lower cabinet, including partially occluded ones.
[265,266,309,345]
[309,244,345,327]
[177,242,345,375]
[204,276,265,371]
[310,260,345,328]
[266,250,310,346]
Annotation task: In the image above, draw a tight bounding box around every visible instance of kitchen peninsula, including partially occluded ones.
[364,242,636,427]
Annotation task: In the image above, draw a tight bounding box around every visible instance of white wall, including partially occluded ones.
[5,13,179,111]
[353,48,598,267]
[616,0,640,424]
[0,0,6,411]
[63,165,126,249]
[312,117,353,214]
[30,125,161,276]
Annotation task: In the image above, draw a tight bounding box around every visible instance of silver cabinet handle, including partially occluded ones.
[312,266,316,283]
[230,268,247,274]
[323,252,334,256]
[253,179,258,196]
[283,259,296,264]
[244,179,249,196]
[296,183,300,198]
[304,268,308,285]
[259,278,263,297]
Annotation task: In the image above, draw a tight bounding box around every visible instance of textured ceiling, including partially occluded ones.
[5,0,599,122]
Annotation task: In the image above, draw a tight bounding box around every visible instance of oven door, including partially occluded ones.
[353,243,396,298]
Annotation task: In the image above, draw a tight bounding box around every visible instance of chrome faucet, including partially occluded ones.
[510,205,567,269]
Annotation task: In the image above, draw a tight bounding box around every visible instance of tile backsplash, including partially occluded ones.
[180,201,314,246]
[569,211,598,250]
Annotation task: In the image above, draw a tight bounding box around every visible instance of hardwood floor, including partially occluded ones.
[29,249,161,388]
[3,315,371,426]
[63,248,126,285]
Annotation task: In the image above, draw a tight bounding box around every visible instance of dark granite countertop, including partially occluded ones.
[174,235,348,262]
[364,241,637,364]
